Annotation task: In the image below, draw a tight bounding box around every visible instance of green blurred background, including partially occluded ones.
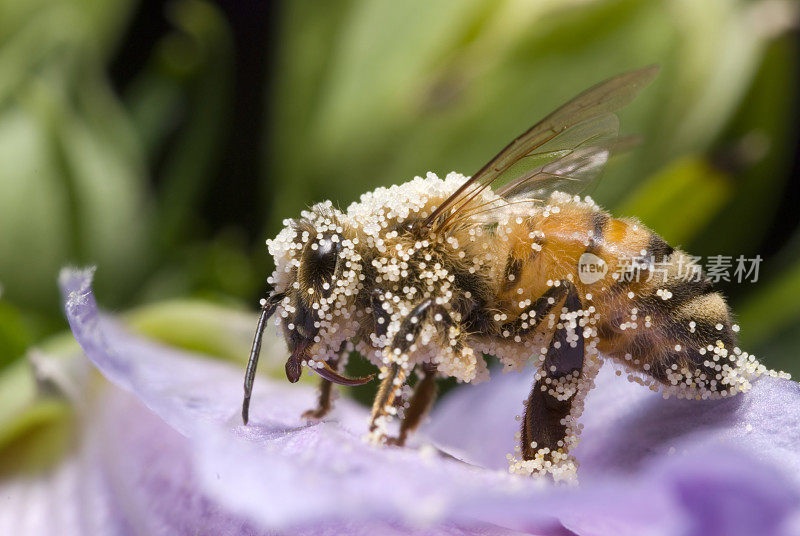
[1,0,799,462]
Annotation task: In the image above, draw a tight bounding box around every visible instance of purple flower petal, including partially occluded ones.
[426,358,800,485]
[58,268,800,535]
[59,268,555,534]
[1,372,521,536]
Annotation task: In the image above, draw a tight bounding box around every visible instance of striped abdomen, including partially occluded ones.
[582,212,739,395]
[495,200,740,395]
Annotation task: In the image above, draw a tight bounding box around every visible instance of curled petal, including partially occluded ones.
[60,268,800,535]
[60,269,555,533]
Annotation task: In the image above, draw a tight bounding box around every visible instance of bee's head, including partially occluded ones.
[264,202,369,386]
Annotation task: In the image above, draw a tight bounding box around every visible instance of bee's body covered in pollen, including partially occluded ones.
[243,66,787,480]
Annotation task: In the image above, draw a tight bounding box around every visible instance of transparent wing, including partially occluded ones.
[423,65,658,229]
[495,112,619,200]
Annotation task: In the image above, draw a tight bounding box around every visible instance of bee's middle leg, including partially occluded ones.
[387,362,439,446]
[368,298,449,444]
[368,362,409,441]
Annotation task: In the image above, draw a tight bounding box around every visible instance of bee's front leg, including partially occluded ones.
[301,362,336,420]
[302,341,347,420]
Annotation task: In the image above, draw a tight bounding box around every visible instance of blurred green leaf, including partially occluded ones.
[616,156,732,246]
[0,398,73,476]
[737,259,800,349]
[0,0,150,315]
[0,358,75,476]
[690,34,798,257]
[0,360,38,433]
[0,301,34,369]
[695,34,798,373]
[0,101,71,311]
[135,229,260,304]
[125,298,313,383]
[125,298,296,374]
[126,299,255,361]
[265,0,785,232]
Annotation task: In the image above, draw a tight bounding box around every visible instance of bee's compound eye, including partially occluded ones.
[302,234,340,295]
[311,236,339,273]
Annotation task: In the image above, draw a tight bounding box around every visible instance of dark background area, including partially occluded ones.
[110,0,277,247]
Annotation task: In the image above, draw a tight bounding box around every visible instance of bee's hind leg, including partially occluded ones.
[515,281,595,481]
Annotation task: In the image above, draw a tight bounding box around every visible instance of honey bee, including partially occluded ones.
[242,66,781,480]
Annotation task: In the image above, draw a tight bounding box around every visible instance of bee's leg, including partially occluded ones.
[371,288,391,338]
[302,340,356,420]
[501,282,571,336]
[368,298,445,443]
[517,281,590,480]
[301,359,337,420]
[301,375,334,420]
[368,362,409,442]
[366,291,407,440]
[387,362,439,447]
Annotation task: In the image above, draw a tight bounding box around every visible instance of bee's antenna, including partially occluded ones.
[242,293,283,425]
